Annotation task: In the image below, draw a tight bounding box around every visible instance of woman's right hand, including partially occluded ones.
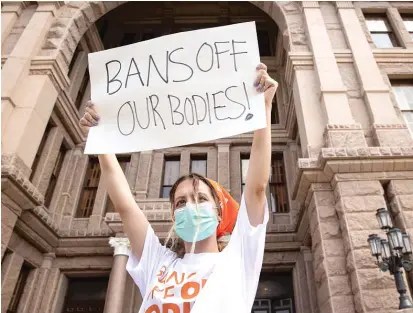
[79,101,100,135]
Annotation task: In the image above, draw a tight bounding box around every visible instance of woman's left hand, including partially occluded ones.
[254,63,278,109]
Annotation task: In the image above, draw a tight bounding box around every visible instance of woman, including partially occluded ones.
[80,63,277,313]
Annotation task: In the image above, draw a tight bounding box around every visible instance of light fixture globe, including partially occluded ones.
[381,239,391,259]
[402,232,412,255]
[388,228,404,250]
[376,208,392,230]
[368,234,381,257]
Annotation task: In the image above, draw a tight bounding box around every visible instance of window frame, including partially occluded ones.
[364,13,399,48]
[105,156,131,213]
[268,153,289,214]
[160,155,181,199]
[401,14,413,40]
[391,80,413,136]
[6,263,31,313]
[30,122,53,181]
[240,154,250,194]
[76,157,101,218]
[44,143,67,208]
[190,154,208,177]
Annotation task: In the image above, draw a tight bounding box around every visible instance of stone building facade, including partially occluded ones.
[1,1,413,313]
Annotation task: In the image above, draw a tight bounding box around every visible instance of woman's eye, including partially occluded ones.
[176,200,186,207]
[198,196,207,202]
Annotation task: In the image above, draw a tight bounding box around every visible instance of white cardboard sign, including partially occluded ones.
[85,22,266,154]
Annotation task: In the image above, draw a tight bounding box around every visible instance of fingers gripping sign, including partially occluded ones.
[79,101,101,136]
[254,63,278,107]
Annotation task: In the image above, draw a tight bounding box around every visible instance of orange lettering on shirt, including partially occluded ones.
[163,285,175,299]
[157,266,167,282]
[166,271,185,285]
[183,302,191,313]
[145,304,160,313]
[162,303,180,313]
[181,281,200,300]
[186,272,196,280]
[148,285,164,300]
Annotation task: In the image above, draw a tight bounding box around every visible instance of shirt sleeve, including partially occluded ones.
[126,225,176,297]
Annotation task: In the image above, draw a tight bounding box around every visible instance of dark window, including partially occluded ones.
[7,264,31,313]
[401,15,413,40]
[365,14,399,48]
[268,153,289,213]
[392,81,413,135]
[30,122,53,181]
[120,33,136,46]
[106,156,131,213]
[74,70,89,109]
[161,156,180,198]
[271,98,280,125]
[141,32,156,41]
[44,144,67,208]
[76,158,101,218]
[257,29,272,56]
[240,155,250,194]
[190,155,207,177]
[62,277,108,313]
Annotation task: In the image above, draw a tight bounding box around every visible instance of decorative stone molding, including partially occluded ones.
[108,237,130,256]
[323,124,367,149]
[372,124,413,147]
[285,52,313,87]
[41,252,56,268]
[335,1,354,9]
[301,1,320,9]
[30,56,70,92]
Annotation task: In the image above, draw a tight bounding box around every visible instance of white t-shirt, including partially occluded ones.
[126,194,269,313]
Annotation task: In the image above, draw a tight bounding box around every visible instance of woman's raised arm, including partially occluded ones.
[80,102,149,259]
[244,63,278,227]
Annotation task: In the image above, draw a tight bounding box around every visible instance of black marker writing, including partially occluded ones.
[148,95,166,129]
[117,101,135,135]
[125,58,145,89]
[169,48,194,83]
[147,53,169,87]
[214,41,230,69]
[196,43,214,72]
[230,40,248,72]
[106,60,122,95]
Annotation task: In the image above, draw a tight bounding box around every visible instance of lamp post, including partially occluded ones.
[368,208,413,309]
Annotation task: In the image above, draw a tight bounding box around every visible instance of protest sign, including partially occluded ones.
[85,21,266,154]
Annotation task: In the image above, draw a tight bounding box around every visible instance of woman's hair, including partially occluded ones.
[165,173,229,257]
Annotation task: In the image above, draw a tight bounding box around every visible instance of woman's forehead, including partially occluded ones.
[175,179,212,197]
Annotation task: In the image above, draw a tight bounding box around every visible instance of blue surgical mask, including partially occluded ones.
[174,202,218,242]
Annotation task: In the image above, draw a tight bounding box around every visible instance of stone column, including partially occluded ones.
[15,268,40,313]
[134,151,153,199]
[31,126,64,195]
[1,2,26,45]
[302,1,366,150]
[217,143,230,191]
[308,184,355,313]
[336,2,413,147]
[87,177,108,233]
[1,252,24,312]
[1,204,20,258]
[180,150,191,176]
[1,2,64,172]
[105,237,130,313]
[29,253,56,313]
[335,180,399,312]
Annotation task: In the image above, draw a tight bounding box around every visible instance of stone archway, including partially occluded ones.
[39,1,305,74]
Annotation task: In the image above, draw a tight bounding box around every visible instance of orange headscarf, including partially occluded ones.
[207,179,239,238]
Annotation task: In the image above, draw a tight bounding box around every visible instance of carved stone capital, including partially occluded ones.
[109,237,131,256]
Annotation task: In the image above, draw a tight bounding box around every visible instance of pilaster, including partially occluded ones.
[134,151,153,199]
[1,2,27,45]
[1,252,24,312]
[335,180,399,312]
[336,3,413,147]
[217,143,230,191]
